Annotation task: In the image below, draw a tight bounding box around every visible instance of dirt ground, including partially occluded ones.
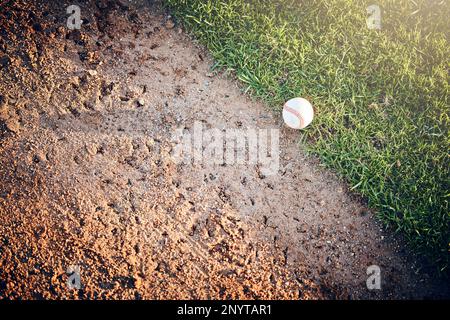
[0,0,448,299]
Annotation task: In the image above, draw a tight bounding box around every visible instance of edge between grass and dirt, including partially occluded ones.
[163,0,450,274]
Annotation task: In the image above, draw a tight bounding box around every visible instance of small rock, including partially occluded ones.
[5,118,20,133]
[33,152,46,163]
[87,69,98,76]
[133,277,142,289]
[0,106,8,121]
[164,114,174,123]
[85,143,98,156]
[56,26,66,36]
[101,81,114,96]
[137,98,145,107]
[69,76,80,88]
[83,100,95,110]
[146,138,155,148]
[128,255,138,266]
[165,19,175,29]
[125,88,138,100]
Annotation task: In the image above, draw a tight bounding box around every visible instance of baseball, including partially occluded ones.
[282,97,314,129]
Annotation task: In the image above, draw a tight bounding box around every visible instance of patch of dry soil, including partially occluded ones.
[0,0,448,299]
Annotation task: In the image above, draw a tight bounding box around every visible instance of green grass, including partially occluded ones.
[165,0,450,273]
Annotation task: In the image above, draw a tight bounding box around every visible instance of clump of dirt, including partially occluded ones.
[0,0,448,299]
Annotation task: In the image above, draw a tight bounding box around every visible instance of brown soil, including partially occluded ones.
[0,0,448,299]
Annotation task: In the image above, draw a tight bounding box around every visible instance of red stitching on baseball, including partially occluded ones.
[284,104,304,128]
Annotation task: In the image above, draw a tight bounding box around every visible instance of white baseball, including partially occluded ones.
[282,97,314,129]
